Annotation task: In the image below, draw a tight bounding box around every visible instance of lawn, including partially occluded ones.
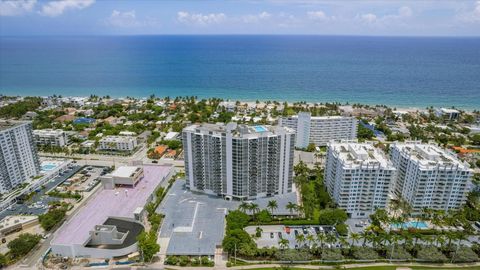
[240,266,480,270]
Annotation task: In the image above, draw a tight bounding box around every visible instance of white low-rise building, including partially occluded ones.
[34,129,69,147]
[98,136,137,152]
[279,112,357,148]
[324,140,396,218]
[435,108,460,121]
[100,166,144,188]
[390,141,472,212]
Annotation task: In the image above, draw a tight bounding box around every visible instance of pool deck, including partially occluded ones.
[51,165,171,246]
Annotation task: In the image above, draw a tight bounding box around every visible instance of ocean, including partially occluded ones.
[1,35,479,109]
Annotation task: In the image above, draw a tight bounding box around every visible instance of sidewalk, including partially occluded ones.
[163,261,480,270]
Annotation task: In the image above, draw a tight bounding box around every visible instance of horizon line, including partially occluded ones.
[2,34,480,38]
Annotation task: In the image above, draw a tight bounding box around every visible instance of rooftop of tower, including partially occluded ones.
[183,122,294,138]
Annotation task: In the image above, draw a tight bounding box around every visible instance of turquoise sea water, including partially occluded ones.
[1,36,479,109]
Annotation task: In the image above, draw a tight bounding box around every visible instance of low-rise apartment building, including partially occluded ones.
[324,140,396,218]
[279,112,357,148]
[390,141,472,212]
[33,129,69,147]
[98,136,138,152]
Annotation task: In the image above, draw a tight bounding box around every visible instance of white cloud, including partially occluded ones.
[106,10,140,27]
[307,10,335,22]
[40,0,94,17]
[398,6,413,17]
[457,0,480,22]
[0,0,36,16]
[177,11,226,26]
[242,11,271,23]
[358,6,412,25]
[360,13,377,23]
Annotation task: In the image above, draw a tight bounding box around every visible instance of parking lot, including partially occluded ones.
[245,225,337,249]
[0,165,83,220]
[345,218,370,234]
[157,179,299,256]
[55,166,107,193]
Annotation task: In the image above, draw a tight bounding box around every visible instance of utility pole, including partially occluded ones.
[234,243,236,265]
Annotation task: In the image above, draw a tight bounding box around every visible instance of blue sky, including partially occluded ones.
[1,0,480,36]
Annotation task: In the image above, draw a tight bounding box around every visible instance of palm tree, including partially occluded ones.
[285,202,298,217]
[360,231,369,247]
[278,238,289,250]
[306,234,316,248]
[435,233,446,248]
[350,233,361,249]
[239,202,249,213]
[338,235,349,251]
[296,234,306,247]
[326,232,337,248]
[255,227,263,238]
[249,203,259,216]
[316,233,326,249]
[267,200,278,215]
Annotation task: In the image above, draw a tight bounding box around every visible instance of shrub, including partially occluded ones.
[451,247,479,263]
[352,247,380,260]
[165,256,178,265]
[321,249,344,261]
[226,261,232,267]
[335,223,348,236]
[256,210,272,223]
[385,246,412,260]
[275,249,312,261]
[416,246,448,262]
[179,255,190,266]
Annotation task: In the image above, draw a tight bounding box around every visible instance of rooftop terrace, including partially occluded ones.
[329,140,393,169]
[393,141,469,169]
[183,122,293,138]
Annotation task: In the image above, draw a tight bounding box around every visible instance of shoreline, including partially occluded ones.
[2,93,478,112]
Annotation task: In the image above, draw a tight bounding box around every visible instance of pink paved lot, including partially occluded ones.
[52,165,171,246]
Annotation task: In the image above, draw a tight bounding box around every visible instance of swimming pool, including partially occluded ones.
[391,221,428,229]
[254,125,268,132]
[41,163,58,172]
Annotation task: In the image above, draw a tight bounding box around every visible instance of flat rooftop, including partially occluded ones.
[110,166,142,178]
[0,120,29,132]
[52,165,171,246]
[183,122,294,139]
[158,179,298,256]
[328,141,393,169]
[392,141,469,170]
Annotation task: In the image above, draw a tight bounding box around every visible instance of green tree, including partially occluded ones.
[0,253,6,267]
[267,200,278,215]
[318,208,348,225]
[285,202,298,216]
[38,208,67,231]
[226,210,250,231]
[7,233,41,259]
[137,231,160,262]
